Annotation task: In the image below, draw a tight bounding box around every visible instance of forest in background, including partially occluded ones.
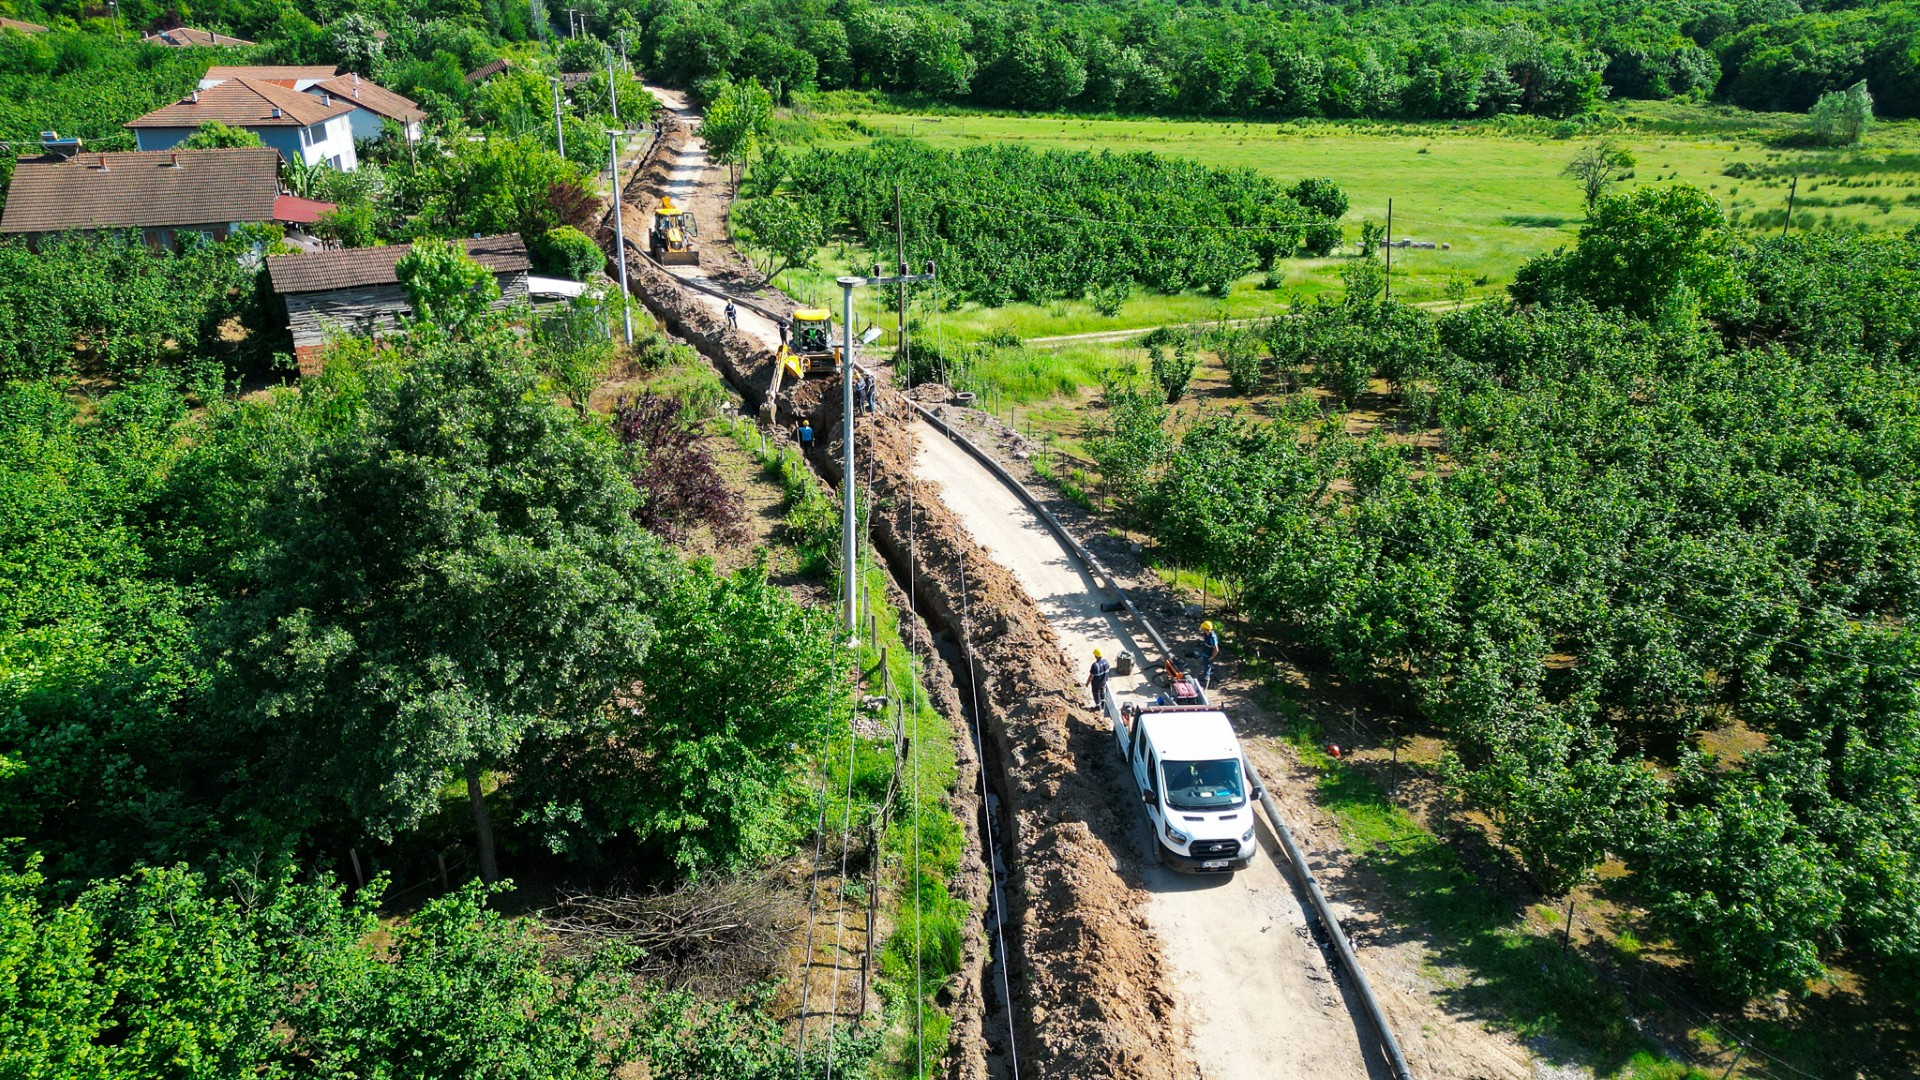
[575,0,1920,120]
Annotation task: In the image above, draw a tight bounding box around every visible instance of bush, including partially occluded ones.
[536,225,606,280]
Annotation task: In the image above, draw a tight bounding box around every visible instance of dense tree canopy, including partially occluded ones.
[582,0,1920,120]
[766,140,1341,306]
[1097,192,1920,997]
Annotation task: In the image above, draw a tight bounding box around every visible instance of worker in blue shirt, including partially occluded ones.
[1201,621,1220,685]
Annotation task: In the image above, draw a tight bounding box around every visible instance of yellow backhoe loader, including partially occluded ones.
[649,195,699,266]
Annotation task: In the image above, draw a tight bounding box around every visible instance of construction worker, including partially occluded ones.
[724,300,738,329]
[1084,648,1112,710]
[778,318,790,346]
[1201,621,1220,685]
[797,420,814,452]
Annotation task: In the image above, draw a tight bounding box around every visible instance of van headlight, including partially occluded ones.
[1241,826,1255,843]
[1163,822,1190,846]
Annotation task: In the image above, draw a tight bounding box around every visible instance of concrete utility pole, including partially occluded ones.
[1783,175,1798,236]
[551,77,565,159]
[836,261,937,640]
[607,51,619,124]
[608,130,634,344]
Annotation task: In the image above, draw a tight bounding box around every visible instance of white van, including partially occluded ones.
[1113,703,1257,873]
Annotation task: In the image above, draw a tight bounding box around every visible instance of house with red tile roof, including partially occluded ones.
[128,78,358,170]
[146,26,254,46]
[198,65,338,91]
[304,73,425,141]
[0,147,329,250]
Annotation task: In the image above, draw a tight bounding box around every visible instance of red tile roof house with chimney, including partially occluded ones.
[267,234,531,375]
[129,78,359,171]
[304,73,425,142]
[0,146,331,251]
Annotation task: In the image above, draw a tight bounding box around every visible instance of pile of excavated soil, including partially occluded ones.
[615,136,1197,1079]
[834,409,1198,1080]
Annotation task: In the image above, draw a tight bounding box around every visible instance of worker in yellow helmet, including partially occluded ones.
[1200,621,1220,686]
[1084,648,1111,711]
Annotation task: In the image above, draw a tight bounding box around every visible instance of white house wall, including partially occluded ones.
[298,115,358,171]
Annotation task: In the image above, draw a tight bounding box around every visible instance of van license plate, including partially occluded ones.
[1201,859,1229,869]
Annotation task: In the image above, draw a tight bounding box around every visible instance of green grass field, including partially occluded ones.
[762,99,1920,358]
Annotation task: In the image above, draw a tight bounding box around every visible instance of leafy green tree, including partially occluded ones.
[1642,762,1846,998]
[212,334,670,882]
[1561,139,1636,211]
[1150,339,1198,403]
[328,13,386,76]
[515,563,846,874]
[314,201,376,248]
[396,237,502,335]
[1085,377,1171,519]
[1510,184,1744,318]
[180,120,264,149]
[1809,79,1874,145]
[701,78,773,190]
[731,195,824,282]
[1454,712,1660,895]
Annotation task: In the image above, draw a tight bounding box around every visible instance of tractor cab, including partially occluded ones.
[789,307,839,373]
[650,195,700,266]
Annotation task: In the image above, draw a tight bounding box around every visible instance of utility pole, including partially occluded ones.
[607,51,619,125]
[895,185,908,377]
[1783,175,1798,237]
[837,260,937,639]
[551,77,565,160]
[608,130,634,344]
[1384,197,1393,303]
[566,8,578,37]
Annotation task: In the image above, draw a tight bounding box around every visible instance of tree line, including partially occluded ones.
[577,0,1920,120]
[1090,187,1920,1001]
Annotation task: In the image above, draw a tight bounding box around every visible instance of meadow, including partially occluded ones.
[766,98,1920,360]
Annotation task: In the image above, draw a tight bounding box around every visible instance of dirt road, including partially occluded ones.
[913,420,1379,1080]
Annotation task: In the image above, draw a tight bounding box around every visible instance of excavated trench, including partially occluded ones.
[608,138,1195,1075]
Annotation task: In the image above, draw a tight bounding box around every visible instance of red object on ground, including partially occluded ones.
[1327,743,1342,759]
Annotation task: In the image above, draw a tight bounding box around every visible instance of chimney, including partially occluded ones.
[95,153,108,171]
[189,90,199,104]
[320,91,330,106]
[168,152,179,167]
[271,107,282,119]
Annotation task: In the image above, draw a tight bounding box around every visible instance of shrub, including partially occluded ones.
[536,225,606,280]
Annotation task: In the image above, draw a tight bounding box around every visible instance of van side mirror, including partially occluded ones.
[1141,788,1157,807]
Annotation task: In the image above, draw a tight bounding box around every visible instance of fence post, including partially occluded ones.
[437,852,450,891]
[349,847,365,889]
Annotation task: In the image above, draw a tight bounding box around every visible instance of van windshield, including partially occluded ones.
[1161,758,1245,810]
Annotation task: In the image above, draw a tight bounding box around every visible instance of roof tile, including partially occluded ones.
[0,147,282,234]
[128,77,354,129]
[267,234,532,294]
[309,75,425,124]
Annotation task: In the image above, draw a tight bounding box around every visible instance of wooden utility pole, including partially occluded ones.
[1384,197,1393,302]
[1782,175,1798,237]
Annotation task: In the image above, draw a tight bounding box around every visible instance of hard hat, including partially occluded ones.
[1093,649,1103,658]
[1202,621,1214,631]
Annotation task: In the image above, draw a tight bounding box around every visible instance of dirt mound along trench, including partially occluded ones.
[612,142,1194,1079]
[826,410,1198,1080]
